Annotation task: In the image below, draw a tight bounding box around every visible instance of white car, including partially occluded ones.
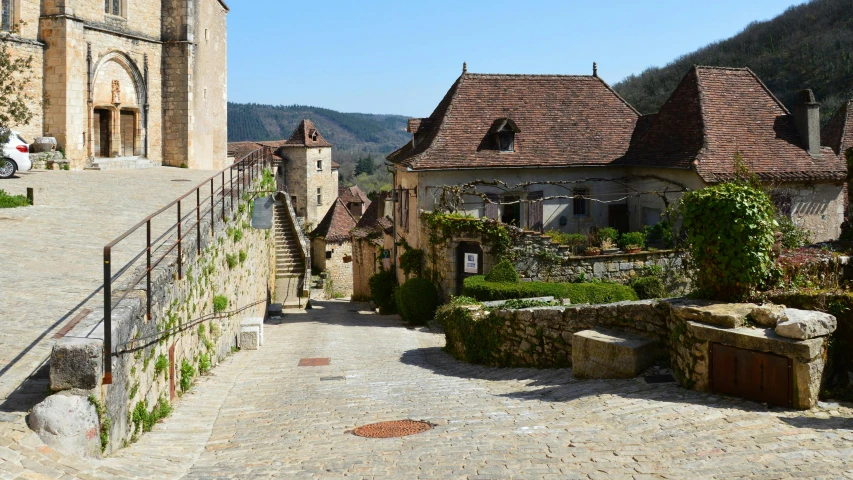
[1,131,32,179]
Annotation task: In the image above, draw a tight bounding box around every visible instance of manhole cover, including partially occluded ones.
[351,420,432,438]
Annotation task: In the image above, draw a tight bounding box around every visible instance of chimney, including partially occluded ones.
[794,89,821,157]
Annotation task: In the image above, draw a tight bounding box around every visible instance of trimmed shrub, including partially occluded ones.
[368,270,397,314]
[680,182,777,300]
[463,276,638,304]
[631,276,666,300]
[396,277,440,325]
[484,259,519,283]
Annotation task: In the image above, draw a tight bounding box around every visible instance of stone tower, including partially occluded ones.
[276,120,339,228]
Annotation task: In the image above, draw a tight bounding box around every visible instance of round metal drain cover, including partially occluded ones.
[351,420,432,438]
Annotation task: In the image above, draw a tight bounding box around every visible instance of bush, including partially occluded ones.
[631,276,667,299]
[395,277,440,325]
[368,270,397,314]
[463,276,638,304]
[644,220,676,248]
[484,259,519,283]
[776,215,811,248]
[435,298,503,364]
[598,227,619,248]
[399,247,425,278]
[618,231,646,250]
[545,230,586,254]
[680,182,777,300]
[0,189,30,208]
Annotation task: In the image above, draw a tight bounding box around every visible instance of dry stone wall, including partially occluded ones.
[50,193,275,454]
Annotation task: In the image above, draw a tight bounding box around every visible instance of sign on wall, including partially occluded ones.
[464,253,479,273]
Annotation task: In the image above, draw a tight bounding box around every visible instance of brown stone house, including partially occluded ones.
[310,198,357,297]
[385,65,848,292]
[1,0,229,170]
[351,193,393,300]
[339,185,371,219]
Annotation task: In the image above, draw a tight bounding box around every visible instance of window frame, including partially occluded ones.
[572,187,590,217]
[105,0,124,17]
[316,187,322,206]
[316,159,323,171]
[1,0,13,31]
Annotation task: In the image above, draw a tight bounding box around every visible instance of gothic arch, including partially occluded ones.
[91,51,147,107]
[88,51,148,159]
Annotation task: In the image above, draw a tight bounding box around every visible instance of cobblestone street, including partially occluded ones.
[3,300,851,478]
[0,168,215,403]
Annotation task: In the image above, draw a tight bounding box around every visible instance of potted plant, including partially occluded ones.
[584,246,601,256]
[619,231,646,253]
[599,227,620,254]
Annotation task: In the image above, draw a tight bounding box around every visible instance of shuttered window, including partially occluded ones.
[527,191,544,231]
[484,193,500,220]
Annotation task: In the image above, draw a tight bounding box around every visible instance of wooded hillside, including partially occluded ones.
[613,0,853,123]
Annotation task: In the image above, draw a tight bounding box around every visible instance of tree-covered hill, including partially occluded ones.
[613,0,853,123]
[228,103,411,189]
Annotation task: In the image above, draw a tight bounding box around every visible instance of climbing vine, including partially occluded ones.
[422,212,520,259]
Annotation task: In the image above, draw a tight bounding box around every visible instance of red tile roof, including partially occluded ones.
[310,198,357,242]
[822,100,853,156]
[352,193,392,243]
[387,73,640,170]
[227,141,264,160]
[339,185,370,206]
[621,67,846,182]
[279,119,332,148]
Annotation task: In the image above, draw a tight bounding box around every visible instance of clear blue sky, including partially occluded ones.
[227,0,807,117]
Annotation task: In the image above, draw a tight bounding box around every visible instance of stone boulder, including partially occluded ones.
[751,303,787,327]
[668,299,757,328]
[776,309,837,340]
[28,392,101,459]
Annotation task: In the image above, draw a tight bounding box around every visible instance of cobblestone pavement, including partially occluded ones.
[4,300,852,479]
[0,168,215,403]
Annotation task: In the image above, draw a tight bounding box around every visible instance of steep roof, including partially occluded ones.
[339,185,370,206]
[310,198,357,242]
[279,119,332,148]
[387,72,640,170]
[227,141,264,160]
[822,100,853,156]
[620,66,846,183]
[352,194,392,244]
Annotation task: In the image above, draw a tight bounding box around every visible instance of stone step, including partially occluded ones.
[87,157,158,170]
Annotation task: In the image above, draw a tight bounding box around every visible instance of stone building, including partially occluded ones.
[310,198,356,297]
[351,193,393,301]
[262,120,340,229]
[0,0,229,170]
[339,185,370,219]
[385,65,848,293]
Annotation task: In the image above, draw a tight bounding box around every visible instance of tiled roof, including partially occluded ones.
[310,198,357,242]
[332,161,341,169]
[352,193,392,243]
[339,185,370,206]
[822,100,853,156]
[279,119,333,148]
[618,66,846,183]
[227,141,264,160]
[387,73,640,170]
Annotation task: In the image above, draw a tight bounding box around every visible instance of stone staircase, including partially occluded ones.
[274,202,306,308]
[85,157,158,171]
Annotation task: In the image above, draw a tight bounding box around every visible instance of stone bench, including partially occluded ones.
[572,328,657,379]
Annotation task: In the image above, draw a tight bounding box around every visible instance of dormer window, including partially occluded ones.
[489,118,519,152]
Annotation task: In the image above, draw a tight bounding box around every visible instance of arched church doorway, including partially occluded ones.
[94,108,111,158]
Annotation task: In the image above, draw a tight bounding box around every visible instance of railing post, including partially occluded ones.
[230,165,234,212]
[210,178,214,235]
[221,171,225,220]
[146,220,151,321]
[103,247,113,385]
[177,200,183,280]
[196,188,201,255]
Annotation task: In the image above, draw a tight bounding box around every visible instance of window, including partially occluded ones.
[573,188,589,217]
[325,251,332,260]
[316,188,322,206]
[497,128,515,152]
[316,160,323,171]
[772,193,793,218]
[205,29,209,41]
[490,118,519,152]
[501,194,521,225]
[105,0,122,16]
[1,0,12,31]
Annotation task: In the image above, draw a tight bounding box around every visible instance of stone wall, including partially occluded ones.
[352,237,380,301]
[325,239,353,297]
[50,189,275,454]
[440,299,831,409]
[0,36,44,142]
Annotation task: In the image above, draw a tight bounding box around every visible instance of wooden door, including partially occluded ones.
[608,204,630,233]
[456,242,483,294]
[710,343,792,407]
[121,111,135,157]
[94,109,111,157]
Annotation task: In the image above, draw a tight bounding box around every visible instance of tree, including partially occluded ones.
[0,26,37,145]
[354,155,375,176]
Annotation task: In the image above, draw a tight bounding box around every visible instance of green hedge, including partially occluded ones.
[436,298,505,365]
[462,276,638,304]
[395,277,439,325]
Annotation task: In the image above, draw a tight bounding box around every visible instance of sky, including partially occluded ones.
[227,0,808,117]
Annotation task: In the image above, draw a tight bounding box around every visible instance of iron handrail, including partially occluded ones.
[102,147,273,384]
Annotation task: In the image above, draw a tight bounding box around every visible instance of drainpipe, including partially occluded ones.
[387,162,398,279]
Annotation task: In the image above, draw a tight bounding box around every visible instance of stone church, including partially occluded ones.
[0,0,229,169]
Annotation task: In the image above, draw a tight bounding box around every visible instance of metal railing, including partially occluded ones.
[102,147,273,384]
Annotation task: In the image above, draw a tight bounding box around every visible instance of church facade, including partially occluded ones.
[0,0,229,169]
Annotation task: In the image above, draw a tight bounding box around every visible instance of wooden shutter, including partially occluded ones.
[484,193,500,220]
[527,191,544,231]
[403,190,410,231]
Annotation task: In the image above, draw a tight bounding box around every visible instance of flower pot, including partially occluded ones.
[626,248,642,254]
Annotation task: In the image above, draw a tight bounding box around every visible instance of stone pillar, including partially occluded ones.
[111,107,121,157]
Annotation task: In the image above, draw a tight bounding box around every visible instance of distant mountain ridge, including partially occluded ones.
[613,0,853,124]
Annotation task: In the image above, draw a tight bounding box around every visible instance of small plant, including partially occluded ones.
[180,163,188,168]
[232,228,243,242]
[546,230,587,255]
[630,276,667,299]
[598,227,619,249]
[129,383,139,399]
[238,203,246,214]
[61,162,70,171]
[484,259,519,283]
[226,253,238,269]
[180,359,195,392]
[88,395,110,453]
[584,246,601,256]
[198,353,211,375]
[154,354,168,378]
[776,214,812,248]
[0,189,30,209]
[238,250,247,263]
[213,295,228,313]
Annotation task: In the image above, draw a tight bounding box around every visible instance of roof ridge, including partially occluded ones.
[461,72,597,78]
[593,75,640,116]
[414,73,468,168]
[743,67,792,115]
[693,65,751,71]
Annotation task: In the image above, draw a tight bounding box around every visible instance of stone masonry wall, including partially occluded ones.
[50,189,275,454]
[1,36,44,142]
[324,239,353,297]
